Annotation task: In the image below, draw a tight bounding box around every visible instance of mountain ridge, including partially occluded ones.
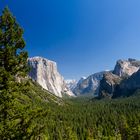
[28,57,140,99]
[99,58,140,98]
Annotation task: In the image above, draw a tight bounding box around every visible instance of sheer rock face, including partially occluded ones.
[28,57,74,97]
[99,59,140,98]
[114,69,140,97]
[113,58,140,77]
[99,72,122,98]
[73,72,104,96]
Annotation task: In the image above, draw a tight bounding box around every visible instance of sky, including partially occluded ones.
[1,0,140,80]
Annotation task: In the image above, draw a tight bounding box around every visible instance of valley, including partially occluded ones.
[0,6,140,140]
[23,91,140,139]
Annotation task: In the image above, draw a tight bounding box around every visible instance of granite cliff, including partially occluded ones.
[28,57,74,97]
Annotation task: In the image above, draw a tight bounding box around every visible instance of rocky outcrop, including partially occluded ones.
[28,57,74,97]
[99,72,122,98]
[113,58,140,77]
[65,79,77,91]
[114,68,140,97]
[99,59,140,98]
[73,72,104,96]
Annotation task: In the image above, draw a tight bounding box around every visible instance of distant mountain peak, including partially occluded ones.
[113,58,140,77]
[73,71,105,96]
[65,79,77,91]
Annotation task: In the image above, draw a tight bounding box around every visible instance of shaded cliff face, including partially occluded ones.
[99,72,122,98]
[114,69,140,97]
[73,72,104,96]
[28,57,74,97]
[113,58,140,77]
[99,59,140,98]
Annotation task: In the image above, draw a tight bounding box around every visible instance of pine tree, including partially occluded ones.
[0,7,49,140]
[0,7,29,139]
[0,7,28,84]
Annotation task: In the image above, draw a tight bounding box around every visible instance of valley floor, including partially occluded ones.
[44,95,140,140]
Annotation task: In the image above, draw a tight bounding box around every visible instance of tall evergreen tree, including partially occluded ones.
[0,8,49,140]
[0,7,28,85]
[0,7,29,139]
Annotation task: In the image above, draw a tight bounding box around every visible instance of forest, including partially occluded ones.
[0,7,140,140]
[46,95,140,140]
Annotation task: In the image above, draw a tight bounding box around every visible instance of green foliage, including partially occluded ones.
[0,7,140,140]
[0,7,28,79]
[0,7,29,139]
[44,95,140,140]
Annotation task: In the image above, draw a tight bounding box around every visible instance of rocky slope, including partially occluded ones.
[73,72,105,96]
[114,69,140,98]
[99,58,140,98]
[28,57,74,97]
[99,72,122,98]
[113,58,140,77]
[65,79,77,91]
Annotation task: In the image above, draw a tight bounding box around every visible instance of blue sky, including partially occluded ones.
[1,0,140,80]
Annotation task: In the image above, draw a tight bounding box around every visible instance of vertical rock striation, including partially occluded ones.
[28,57,74,97]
